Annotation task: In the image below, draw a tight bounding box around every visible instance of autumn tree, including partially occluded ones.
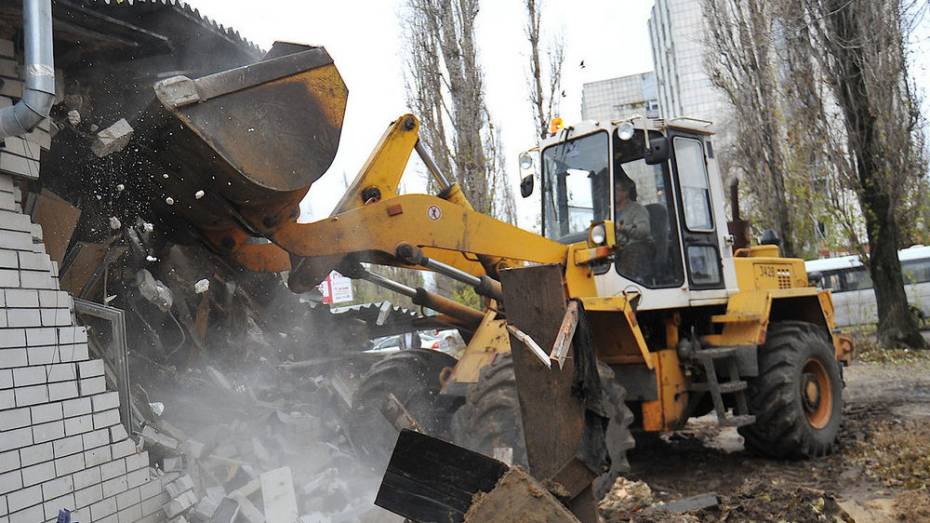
[524,0,565,140]
[403,0,515,222]
[799,0,928,348]
[703,0,799,257]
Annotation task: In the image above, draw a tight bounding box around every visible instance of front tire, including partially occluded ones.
[593,364,636,499]
[349,349,458,467]
[451,353,527,466]
[738,321,843,459]
[451,354,635,497]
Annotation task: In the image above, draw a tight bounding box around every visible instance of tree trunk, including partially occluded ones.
[827,0,925,349]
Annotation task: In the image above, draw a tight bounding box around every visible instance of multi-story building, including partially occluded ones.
[648,0,728,123]
[580,72,659,123]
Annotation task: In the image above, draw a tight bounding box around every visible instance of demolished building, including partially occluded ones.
[0,1,424,521]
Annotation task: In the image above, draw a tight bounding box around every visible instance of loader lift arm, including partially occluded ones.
[219,114,572,293]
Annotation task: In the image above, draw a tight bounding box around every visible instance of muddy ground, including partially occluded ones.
[619,347,930,522]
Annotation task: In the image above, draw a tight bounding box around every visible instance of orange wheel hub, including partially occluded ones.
[800,358,832,429]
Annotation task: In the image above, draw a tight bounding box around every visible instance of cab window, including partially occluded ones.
[613,129,684,287]
[541,132,610,243]
[674,137,713,231]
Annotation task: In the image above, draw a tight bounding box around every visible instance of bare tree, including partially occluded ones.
[799,0,928,348]
[703,0,799,257]
[525,0,565,139]
[403,0,515,222]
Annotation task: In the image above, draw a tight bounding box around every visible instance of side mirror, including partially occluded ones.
[644,137,670,165]
[520,174,534,198]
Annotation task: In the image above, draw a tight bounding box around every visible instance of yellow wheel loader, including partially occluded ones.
[133,43,853,521]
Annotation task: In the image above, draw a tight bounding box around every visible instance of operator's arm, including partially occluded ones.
[617,204,652,243]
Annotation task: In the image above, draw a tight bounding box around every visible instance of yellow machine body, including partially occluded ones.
[140,44,849,437]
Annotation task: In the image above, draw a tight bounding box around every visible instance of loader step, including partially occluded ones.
[691,380,748,394]
[719,414,755,427]
[711,313,762,323]
[693,347,743,360]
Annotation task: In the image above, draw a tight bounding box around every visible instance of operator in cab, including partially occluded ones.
[614,175,652,280]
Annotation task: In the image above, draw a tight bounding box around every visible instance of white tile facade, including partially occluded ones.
[0,38,167,522]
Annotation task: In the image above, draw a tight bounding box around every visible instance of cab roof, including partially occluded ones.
[539,115,716,149]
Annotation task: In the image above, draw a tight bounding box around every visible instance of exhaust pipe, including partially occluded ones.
[0,0,54,139]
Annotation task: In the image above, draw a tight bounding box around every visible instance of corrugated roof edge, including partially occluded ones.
[92,0,265,56]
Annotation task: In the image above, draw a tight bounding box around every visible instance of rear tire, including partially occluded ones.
[349,349,458,468]
[738,321,843,459]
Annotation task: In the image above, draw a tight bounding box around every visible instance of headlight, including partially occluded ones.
[617,121,635,141]
[590,223,607,245]
[519,152,534,170]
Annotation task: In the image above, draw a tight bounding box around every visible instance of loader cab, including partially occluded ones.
[533,119,737,310]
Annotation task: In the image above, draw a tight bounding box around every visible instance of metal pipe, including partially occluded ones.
[396,243,504,302]
[414,140,452,191]
[0,0,55,139]
[355,266,484,327]
[361,270,417,298]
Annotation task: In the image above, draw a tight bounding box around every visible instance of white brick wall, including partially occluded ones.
[0,39,167,519]
[0,168,167,522]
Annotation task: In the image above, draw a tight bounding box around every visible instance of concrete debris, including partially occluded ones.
[165,196,175,205]
[149,401,166,416]
[261,467,299,522]
[162,455,184,472]
[194,278,210,294]
[91,118,134,157]
[597,477,655,520]
[195,189,205,199]
[109,216,121,229]
[136,269,174,312]
[116,183,125,192]
[140,424,180,451]
[67,109,80,126]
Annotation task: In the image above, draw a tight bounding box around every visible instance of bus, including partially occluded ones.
[805,245,930,328]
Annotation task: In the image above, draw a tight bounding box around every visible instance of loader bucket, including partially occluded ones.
[137,41,348,211]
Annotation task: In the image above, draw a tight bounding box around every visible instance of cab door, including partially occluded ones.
[669,135,725,291]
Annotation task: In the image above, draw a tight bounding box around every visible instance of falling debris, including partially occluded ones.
[194,278,210,294]
[109,216,121,230]
[90,118,134,157]
[67,109,81,126]
[143,222,155,232]
[165,196,175,205]
[116,183,125,192]
[146,255,159,262]
[195,189,205,199]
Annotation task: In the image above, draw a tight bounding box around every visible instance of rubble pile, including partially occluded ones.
[599,477,855,523]
[132,361,388,522]
[59,212,400,521]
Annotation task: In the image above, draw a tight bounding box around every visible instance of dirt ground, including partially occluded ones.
[616,347,930,522]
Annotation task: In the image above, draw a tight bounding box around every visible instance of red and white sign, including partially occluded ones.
[318,271,354,304]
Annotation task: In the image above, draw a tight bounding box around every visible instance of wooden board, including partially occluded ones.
[375,429,509,523]
[30,190,80,266]
[59,242,107,297]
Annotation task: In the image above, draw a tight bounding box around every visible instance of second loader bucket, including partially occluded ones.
[138,41,348,214]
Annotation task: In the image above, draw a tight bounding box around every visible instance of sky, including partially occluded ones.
[184,0,930,228]
[185,0,656,227]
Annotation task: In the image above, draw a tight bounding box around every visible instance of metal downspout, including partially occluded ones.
[0,0,54,139]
